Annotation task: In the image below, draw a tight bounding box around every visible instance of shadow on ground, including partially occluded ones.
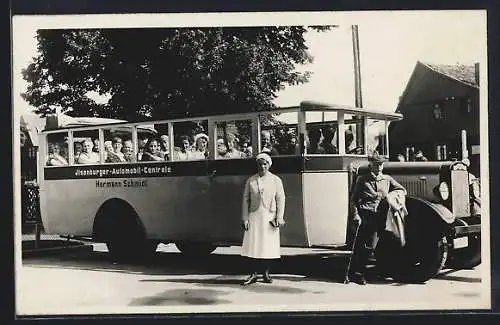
[129,288,233,306]
[22,247,477,286]
[23,248,362,284]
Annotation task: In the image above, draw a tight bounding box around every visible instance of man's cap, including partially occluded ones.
[368,151,387,164]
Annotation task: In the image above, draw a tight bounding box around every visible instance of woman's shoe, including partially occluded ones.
[242,273,258,286]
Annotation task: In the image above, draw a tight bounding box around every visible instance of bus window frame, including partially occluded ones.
[44,131,70,168]
[170,118,209,162]
[208,113,259,160]
[101,126,134,164]
[258,111,301,157]
[40,105,400,167]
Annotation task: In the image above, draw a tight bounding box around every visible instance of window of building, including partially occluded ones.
[435,144,447,161]
[433,103,444,120]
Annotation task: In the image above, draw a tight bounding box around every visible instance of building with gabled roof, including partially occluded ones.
[389,61,480,176]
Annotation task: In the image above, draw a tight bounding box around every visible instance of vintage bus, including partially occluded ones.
[38,101,481,283]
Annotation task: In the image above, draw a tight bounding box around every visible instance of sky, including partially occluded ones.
[12,11,487,117]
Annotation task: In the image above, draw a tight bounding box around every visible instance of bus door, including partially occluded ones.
[206,116,259,243]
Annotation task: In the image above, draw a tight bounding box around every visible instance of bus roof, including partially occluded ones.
[299,101,403,121]
[42,102,403,132]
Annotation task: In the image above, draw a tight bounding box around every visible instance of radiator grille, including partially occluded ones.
[451,170,470,217]
[400,178,428,197]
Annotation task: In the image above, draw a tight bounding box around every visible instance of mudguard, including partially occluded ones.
[406,196,455,224]
[401,196,455,242]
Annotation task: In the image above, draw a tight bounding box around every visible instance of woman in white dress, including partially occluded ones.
[241,152,286,285]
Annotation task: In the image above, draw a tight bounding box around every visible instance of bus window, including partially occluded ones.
[305,112,339,155]
[103,126,133,163]
[46,132,69,166]
[172,119,209,161]
[260,112,299,156]
[154,123,170,161]
[345,115,365,155]
[215,119,252,159]
[367,118,387,156]
[73,130,100,165]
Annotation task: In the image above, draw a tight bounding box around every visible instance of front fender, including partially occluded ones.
[402,196,455,240]
[406,196,455,224]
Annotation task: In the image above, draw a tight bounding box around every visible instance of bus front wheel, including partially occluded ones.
[376,234,448,283]
[175,242,217,256]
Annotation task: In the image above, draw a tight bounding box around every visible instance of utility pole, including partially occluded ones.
[352,25,363,108]
[351,25,365,152]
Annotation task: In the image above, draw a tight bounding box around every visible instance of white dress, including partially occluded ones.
[241,173,285,259]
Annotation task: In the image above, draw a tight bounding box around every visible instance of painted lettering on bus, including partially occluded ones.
[74,165,172,178]
[95,179,148,188]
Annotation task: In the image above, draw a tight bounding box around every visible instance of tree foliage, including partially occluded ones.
[22,26,332,120]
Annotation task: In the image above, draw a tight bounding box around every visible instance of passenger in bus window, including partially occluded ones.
[240,136,253,158]
[224,133,245,159]
[137,140,146,161]
[74,141,83,158]
[122,140,136,163]
[192,133,209,160]
[112,137,125,161]
[92,138,100,153]
[105,138,125,163]
[76,139,100,164]
[281,133,300,155]
[46,143,68,166]
[216,138,228,159]
[345,129,363,155]
[102,140,112,162]
[261,130,279,156]
[159,135,170,160]
[307,128,325,154]
[322,126,338,154]
[241,152,286,285]
[141,138,165,162]
[172,135,195,161]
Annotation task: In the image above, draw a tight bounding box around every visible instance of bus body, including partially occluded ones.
[38,101,481,282]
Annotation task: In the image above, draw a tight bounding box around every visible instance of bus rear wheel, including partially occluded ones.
[175,242,217,256]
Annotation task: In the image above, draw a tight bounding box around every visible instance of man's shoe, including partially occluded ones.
[242,273,258,286]
[263,273,273,284]
[350,272,367,285]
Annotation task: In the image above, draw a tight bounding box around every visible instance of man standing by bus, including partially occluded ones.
[349,151,406,285]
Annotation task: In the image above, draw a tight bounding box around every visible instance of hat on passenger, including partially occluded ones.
[194,133,209,143]
[256,152,272,166]
[368,151,387,164]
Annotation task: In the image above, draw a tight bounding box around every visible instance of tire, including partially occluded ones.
[376,234,448,283]
[175,242,217,256]
[104,216,156,263]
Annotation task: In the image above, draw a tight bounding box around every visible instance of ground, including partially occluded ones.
[16,243,489,315]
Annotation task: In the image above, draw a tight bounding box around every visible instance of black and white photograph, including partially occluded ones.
[12,10,490,315]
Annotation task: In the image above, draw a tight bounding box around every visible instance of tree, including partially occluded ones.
[22,26,333,121]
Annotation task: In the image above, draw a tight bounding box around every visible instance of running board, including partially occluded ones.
[310,244,352,252]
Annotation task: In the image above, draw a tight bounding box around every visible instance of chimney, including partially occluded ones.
[475,62,480,86]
